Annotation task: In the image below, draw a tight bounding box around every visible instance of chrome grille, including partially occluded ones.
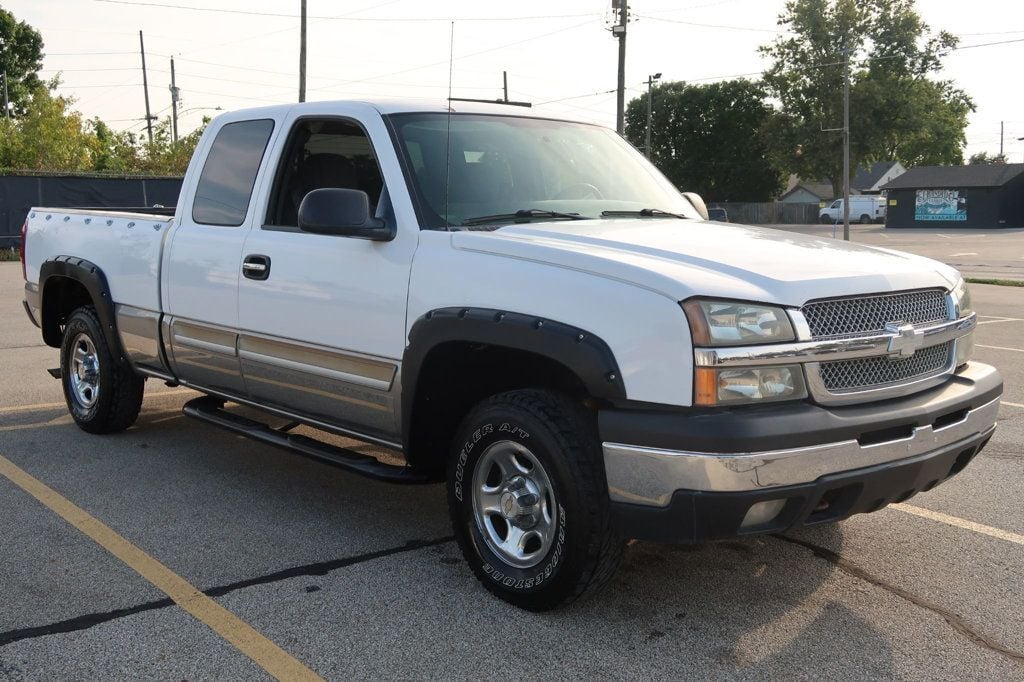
[802,289,948,339]
[819,341,953,392]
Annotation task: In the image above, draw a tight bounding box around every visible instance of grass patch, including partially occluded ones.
[966,277,1024,288]
[0,248,20,262]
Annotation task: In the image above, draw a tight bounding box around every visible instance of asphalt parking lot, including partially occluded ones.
[1,250,1022,679]
[767,224,1024,281]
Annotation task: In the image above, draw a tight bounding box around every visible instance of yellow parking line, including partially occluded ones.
[891,504,1024,546]
[0,453,323,681]
[0,389,193,415]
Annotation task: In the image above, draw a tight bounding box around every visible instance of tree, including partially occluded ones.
[761,0,973,197]
[968,151,1007,165]
[0,84,96,171]
[624,79,785,202]
[0,7,45,117]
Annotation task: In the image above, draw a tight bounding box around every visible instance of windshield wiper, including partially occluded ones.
[600,208,689,219]
[461,209,587,227]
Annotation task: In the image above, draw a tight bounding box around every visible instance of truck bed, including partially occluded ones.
[24,208,172,313]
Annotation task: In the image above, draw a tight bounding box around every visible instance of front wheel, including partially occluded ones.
[447,389,624,611]
[61,306,145,434]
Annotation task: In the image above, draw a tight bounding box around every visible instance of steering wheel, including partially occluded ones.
[554,182,604,200]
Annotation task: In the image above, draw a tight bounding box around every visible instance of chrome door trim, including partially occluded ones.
[171,320,238,357]
[237,334,397,391]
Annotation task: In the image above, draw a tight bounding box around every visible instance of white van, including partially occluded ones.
[819,196,886,224]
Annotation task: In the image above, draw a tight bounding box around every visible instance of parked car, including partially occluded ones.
[22,100,999,611]
[820,196,886,224]
[707,206,729,222]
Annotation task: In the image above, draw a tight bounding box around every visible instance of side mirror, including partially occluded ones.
[682,192,709,221]
[298,188,395,241]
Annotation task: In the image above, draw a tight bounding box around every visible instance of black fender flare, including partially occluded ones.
[39,256,123,356]
[401,307,627,445]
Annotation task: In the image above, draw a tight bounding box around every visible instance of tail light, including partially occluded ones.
[20,219,28,281]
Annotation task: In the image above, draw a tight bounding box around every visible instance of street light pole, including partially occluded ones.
[645,72,661,159]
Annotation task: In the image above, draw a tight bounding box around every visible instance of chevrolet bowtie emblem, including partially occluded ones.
[885,322,924,359]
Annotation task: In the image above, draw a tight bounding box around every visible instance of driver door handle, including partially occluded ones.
[242,254,271,280]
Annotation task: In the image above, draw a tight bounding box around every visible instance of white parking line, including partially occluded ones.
[977,344,1024,353]
[1002,401,1024,409]
[976,317,1023,325]
[949,252,978,257]
[891,504,1024,546]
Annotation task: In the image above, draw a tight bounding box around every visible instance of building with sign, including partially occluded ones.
[880,164,1024,229]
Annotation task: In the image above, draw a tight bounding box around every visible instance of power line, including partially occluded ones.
[634,14,781,33]
[308,17,600,96]
[93,0,602,22]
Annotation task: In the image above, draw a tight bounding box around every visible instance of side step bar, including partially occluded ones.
[182,396,430,484]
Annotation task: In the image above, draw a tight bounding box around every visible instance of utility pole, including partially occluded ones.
[842,46,851,242]
[1000,121,1004,157]
[612,0,628,134]
[503,71,508,103]
[169,57,180,143]
[2,71,9,119]
[298,0,307,102]
[139,30,155,144]
[645,73,661,159]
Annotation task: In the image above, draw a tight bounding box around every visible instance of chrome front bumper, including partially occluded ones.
[603,364,1001,507]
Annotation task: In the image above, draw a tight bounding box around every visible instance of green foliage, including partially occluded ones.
[967,151,1008,165]
[761,0,973,196]
[0,84,96,171]
[0,83,207,176]
[0,6,44,116]
[624,79,785,202]
[0,8,204,176]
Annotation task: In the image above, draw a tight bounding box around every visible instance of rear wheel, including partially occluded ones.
[860,214,872,224]
[447,389,624,611]
[61,306,144,434]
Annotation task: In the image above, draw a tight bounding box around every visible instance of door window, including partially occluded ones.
[265,118,385,228]
[192,119,275,226]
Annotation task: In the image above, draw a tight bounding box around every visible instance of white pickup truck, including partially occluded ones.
[22,99,1001,611]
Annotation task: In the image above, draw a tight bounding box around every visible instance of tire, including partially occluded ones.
[819,215,832,224]
[447,389,624,611]
[860,214,872,224]
[60,306,145,434]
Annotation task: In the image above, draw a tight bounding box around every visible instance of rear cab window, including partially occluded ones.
[192,119,275,226]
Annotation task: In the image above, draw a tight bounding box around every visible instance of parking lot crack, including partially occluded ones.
[0,536,452,648]
[773,534,1024,665]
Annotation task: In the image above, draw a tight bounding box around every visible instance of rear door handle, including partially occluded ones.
[242,254,271,280]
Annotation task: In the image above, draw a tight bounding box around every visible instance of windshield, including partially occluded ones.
[388,113,699,229]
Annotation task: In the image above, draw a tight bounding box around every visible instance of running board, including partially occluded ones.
[182,396,430,484]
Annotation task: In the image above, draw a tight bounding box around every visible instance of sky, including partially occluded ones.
[6,0,1024,163]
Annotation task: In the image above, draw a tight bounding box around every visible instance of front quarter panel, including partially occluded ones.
[407,231,694,407]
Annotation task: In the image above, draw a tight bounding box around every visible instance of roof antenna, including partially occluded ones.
[444,21,455,230]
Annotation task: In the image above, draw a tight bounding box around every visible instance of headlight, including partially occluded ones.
[682,300,796,346]
[951,278,973,318]
[695,365,807,406]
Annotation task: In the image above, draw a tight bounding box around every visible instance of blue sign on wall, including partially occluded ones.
[915,189,967,222]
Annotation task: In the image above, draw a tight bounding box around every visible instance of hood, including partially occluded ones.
[450,219,958,306]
